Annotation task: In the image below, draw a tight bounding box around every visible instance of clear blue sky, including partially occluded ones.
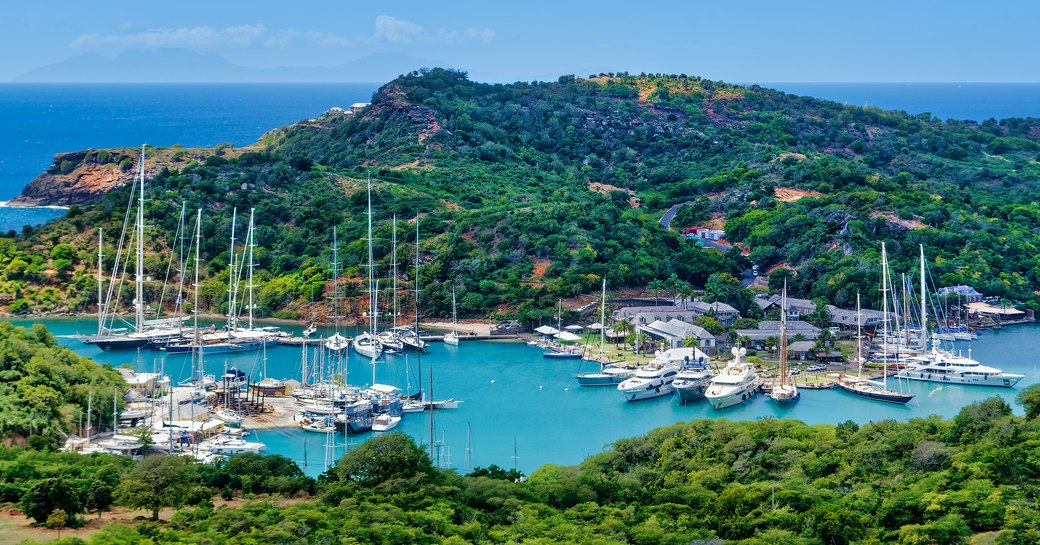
[4,0,1038,83]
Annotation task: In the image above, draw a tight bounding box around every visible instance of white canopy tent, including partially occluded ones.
[554,331,583,342]
[564,324,585,331]
[534,325,561,336]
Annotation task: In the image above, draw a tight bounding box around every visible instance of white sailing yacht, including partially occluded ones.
[836,244,914,404]
[325,227,349,352]
[576,279,634,386]
[352,176,383,359]
[444,285,460,346]
[767,281,799,407]
[84,145,187,350]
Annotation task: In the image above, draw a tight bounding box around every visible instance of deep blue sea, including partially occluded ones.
[0,83,379,232]
[763,83,1040,122]
[10,317,1040,476]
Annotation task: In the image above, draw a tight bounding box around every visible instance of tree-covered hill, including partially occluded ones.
[5,68,1040,323]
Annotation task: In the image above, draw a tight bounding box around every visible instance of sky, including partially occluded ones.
[3,0,1039,83]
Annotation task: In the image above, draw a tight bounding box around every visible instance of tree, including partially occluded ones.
[21,477,82,525]
[330,432,434,487]
[116,455,198,520]
[85,479,114,520]
[613,319,633,348]
[681,336,700,348]
[1018,384,1040,420]
[46,508,67,534]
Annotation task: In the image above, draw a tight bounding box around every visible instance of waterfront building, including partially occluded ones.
[734,320,821,348]
[936,285,983,303]
[636,319,716,353]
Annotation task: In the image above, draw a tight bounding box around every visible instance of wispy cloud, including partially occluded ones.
[374,15,494,45]
[71,24,353,49]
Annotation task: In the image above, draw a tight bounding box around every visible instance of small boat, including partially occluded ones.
[302,323,317,338]
[577,363,636,386]
[324,332,350,353]
[372,413,402,431]
[444,286,461,346]
[425,398,460,410]
[705,347,761,410]
[299,417,336,433]
[213,409,243,426]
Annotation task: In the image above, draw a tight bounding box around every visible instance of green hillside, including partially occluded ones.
[4,68,1040,323]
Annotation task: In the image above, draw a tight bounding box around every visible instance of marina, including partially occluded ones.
[18,316,1040,475]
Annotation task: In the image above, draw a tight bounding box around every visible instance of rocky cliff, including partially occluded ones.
[9,145,236,206]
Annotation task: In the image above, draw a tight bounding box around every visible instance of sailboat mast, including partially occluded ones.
[392,216,398,331]
[599,279,606,362]
[779,280,788,387]
[193,209,203,384]
[415,212,422,394]
[135,144,146,333]
[247,208,255,330]
[881,242,889,390]
[856,293,862,379]
[332,226,339,335]
[175,201,187,320]
[97,229,104,335]
[227,208,237,335]
[919,244,927,350]
[367,177,375,337]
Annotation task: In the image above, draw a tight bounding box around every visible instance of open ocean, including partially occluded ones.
[0,83,380,232]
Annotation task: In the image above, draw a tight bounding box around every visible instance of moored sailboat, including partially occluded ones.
[767,282,800,407]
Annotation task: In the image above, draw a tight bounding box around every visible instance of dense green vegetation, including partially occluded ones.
[0,323,125,446]
[6,392,1040,543]
[5,68,1040,325]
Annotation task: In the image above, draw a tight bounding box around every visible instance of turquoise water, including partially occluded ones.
[11,317,1040,476]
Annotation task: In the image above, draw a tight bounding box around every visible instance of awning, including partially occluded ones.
[587,323,605,330]
[534,325,560,335]
[564,325,585,331]
[369,383,401,394]
[554,331,582,342]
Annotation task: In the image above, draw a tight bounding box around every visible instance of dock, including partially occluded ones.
[277,336,327,346]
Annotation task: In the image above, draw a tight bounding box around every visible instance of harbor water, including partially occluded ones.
[11,317,1040,476]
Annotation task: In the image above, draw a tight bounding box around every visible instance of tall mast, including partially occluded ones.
[392,216,398,331]
[599,278,606,363]
[780,280,788,386]
[881,242,889,391]
[919,244,927,350]
[175,201,187,319]
[227,208,238,335]
[193,209,203,384]
[367,176,375,337]
[97,229,104,335]
[332,226,339,335]
[856,293,862,379]
[134,144,146,332]
[247,208,256,330]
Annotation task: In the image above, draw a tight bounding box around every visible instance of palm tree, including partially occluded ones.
[613,319,633,348]
[682,336,700,348]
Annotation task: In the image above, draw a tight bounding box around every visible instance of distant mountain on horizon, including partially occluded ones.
[11,48,441,83]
